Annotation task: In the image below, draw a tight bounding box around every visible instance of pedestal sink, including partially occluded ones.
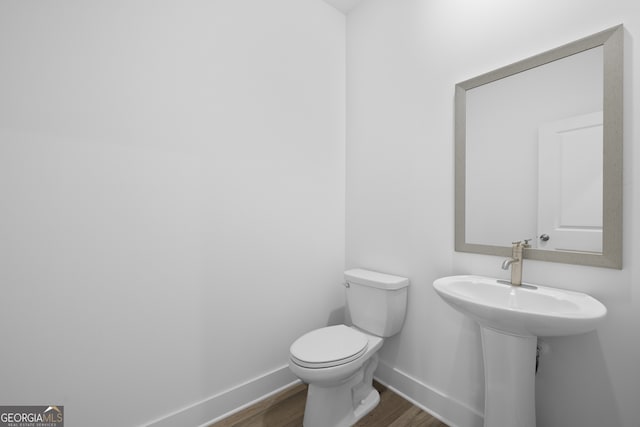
[433,275,607,427]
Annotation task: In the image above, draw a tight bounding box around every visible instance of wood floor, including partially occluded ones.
[209,381,449,427]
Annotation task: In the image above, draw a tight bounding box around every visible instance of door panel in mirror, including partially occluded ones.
[537,112,603,253]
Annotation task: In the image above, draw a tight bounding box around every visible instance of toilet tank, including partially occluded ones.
[344,269,409,337]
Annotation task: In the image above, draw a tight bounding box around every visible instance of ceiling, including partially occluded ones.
[321,0,366,14]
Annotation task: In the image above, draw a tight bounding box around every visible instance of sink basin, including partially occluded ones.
[433,275,607,427]
[433,275,606,337]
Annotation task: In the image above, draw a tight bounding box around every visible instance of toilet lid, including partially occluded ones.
[290,325,368,368]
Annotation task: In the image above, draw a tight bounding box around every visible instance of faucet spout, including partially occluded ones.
[501,257,516,270]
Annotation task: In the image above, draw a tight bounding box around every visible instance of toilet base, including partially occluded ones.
[353,387,380,422]
[302,354,380,427]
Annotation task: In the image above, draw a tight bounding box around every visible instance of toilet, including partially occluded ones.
[288,268,409,427]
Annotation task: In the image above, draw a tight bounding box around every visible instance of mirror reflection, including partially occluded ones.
[465,46,603,252]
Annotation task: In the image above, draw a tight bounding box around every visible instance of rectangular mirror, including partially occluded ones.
[455,25,623,268]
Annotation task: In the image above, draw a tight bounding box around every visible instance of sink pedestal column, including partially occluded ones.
[480,326,537,427]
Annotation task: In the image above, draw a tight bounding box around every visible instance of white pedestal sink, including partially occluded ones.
[433,275,607,427]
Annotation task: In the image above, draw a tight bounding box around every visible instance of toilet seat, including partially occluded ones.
[290,325,368,369]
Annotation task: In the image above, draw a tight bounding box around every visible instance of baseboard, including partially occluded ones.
[374,361,484,427]
[143,365,299,427]
[144,360,483,427]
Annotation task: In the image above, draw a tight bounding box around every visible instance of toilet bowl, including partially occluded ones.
[289,325,384,427]
[289,325,383,385]
[288,269,409,427]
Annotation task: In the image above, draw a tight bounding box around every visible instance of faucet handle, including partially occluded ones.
[511,239,532,248]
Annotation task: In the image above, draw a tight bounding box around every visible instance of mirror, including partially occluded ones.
[455,25,623,268]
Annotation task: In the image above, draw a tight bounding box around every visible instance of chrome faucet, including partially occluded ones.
[501,240,530,286]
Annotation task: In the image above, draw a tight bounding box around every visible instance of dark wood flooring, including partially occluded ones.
[210,381,449,427]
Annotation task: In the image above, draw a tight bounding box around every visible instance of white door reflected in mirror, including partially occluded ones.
[537,112,603,253]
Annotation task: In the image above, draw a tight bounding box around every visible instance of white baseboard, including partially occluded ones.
[144,360,483,427]
[143,365,299,427]
[374,361,484,427]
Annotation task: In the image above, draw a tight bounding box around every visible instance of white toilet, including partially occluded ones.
[288,268,409,427]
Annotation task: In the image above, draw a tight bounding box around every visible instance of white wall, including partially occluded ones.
[347,0,639,426]
[0,1,345,426]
